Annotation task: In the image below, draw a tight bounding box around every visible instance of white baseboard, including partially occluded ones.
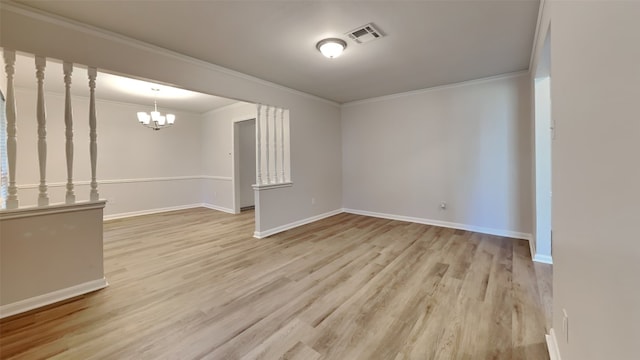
[200,203,235,214]
[529,237,537,261]
[0,277,108,319]
[103,203,235,221]
[254,209,343,239]
[342,208,532,241]
[546,328,562,360]
[103,203,203,221]
[534,253,553,264]
[528,234,553,264]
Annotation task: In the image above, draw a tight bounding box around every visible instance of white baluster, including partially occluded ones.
[273,108,280,183]
[88,67,99,201]
[280,108,286,183]
[284,109,290,182]
[63,62,75,204]
[270,108,277,184]
[256,104,262,185]
[3,50,18,209]
[35,56,49,206]
[264,106,271,184]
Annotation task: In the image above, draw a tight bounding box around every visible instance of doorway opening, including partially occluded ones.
[232,118,256,214]
[533,26,552,264]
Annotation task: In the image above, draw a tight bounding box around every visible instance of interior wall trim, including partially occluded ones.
[16,175,231,189]
[200,203,235,214]
[14,86,205,116]
[343,208,532,241]
[0,277,108,319]
[0,200,107,220]
[528,0,548,72]
[529,237,537,262]
[1,1,340,108]
[103,203,234,221]
[252,182,294,191]
[254,207,533,242]
[533,253,553,264]
[341,71,528,108]
[201,176,233,181]
[103,203,203,221]
[546,328,562,360]
[254,208,343,239]
[202,101,254,117]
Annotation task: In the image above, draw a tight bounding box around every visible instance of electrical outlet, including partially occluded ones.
[562,309,569,343]
[311,197,316,205]
[440,201,447,210]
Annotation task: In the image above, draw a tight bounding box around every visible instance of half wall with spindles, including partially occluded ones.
[255,103,290,187]
[0,50,107,319]
[0,50,101,209]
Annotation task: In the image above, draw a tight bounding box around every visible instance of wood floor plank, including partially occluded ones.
[0,208,550,360]
[280,341,321,360]
[239,318,315,360]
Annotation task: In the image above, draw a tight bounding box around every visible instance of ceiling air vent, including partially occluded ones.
[346,23,384,44]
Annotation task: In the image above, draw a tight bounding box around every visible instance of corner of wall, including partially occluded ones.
[546,328,562,360]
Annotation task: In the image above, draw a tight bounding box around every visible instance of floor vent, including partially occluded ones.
[346,23,384,44]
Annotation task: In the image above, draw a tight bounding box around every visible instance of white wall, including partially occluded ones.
[9,87,204,217]
[533,1,640,359]
[342,73,532,238]
[201,102,256,212]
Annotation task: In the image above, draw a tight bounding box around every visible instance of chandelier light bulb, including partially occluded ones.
[137,112,149,123]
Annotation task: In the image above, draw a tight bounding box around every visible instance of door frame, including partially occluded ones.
[532,25,553,264]
[231,117,257,214]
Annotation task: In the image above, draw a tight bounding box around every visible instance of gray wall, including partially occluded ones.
[341,73,533,238]
[532,1,640,359]
[1,204,106,309]
[238,119,256,208]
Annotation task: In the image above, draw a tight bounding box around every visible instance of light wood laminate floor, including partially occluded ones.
[0,208,551,359]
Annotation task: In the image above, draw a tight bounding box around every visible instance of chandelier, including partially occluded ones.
[137,88,175,130]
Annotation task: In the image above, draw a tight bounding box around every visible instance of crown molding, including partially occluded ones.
[341,70,528,108]
[0,1,340,108]
[12,86,206,116]
[528,0,548,73]
[202,101,255,117]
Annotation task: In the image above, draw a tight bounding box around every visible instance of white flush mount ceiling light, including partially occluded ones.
[316,38,347,59]
[137,88,175,131]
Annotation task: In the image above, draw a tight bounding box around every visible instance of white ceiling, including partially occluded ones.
[16,0,540,104]
[3,51,238,114]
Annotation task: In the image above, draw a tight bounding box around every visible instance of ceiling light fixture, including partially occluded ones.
[137,88,175,131]
[316,38,347,59]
